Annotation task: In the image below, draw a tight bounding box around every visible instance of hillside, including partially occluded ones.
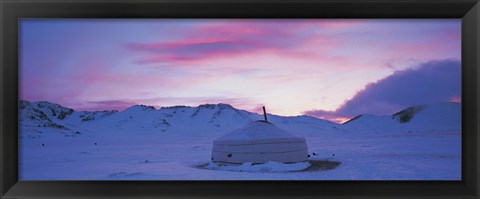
[343,102,461,132]
[19,100,342,138]
[19,100,462,180]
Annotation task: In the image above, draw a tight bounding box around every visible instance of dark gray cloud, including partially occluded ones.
[304,59,461,119]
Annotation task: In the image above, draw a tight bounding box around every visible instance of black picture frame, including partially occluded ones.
[1,0,479,198]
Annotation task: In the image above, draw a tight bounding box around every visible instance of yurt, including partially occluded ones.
[211,107,308,164]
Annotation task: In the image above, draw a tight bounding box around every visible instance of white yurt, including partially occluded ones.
[211,107,309,164]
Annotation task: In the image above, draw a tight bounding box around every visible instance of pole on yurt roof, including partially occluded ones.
[263,106,268,122]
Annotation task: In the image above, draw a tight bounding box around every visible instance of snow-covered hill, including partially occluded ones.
[19,100,118,138]
[18,100,462,180]
[19,100,343,138]
[19,100,461,138]
[343,102,461,132]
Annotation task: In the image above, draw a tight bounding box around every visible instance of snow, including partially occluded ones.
[214,121,304,143]
[18,101,461,180]
[204,161,311,172]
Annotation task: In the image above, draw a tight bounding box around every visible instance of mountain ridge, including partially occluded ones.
[19,100,461,138]
[19,100,338,138]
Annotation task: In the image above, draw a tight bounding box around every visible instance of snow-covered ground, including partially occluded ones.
[18,101,461,180]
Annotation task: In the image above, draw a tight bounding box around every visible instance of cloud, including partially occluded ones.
[127,38,261,64]
[125,20,359,65]
[304,59,461,121]
[20,20,461,117]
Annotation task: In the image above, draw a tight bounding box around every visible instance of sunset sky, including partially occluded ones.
[20,19,461,123]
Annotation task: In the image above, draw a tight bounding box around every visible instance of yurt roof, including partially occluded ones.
[213,120,305,145]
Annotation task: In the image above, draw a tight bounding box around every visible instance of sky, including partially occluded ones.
[20,19,461,123]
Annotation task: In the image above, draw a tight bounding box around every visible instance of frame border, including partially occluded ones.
[1,0,479,198]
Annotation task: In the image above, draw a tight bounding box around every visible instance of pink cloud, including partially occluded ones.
[126,20,359,65]
[21,52,226,109]
[21,19,460,116]
[316,20,364,30]
[195,23,267,38]
[127,39,263,64]
[127,38,237,51]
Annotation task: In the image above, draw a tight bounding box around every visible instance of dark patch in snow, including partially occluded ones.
[161,119,170,126]
[195,160,341,173]
[392,105,426,123]
[107,172,142,178]
[192,146,207,150]
[161,105,191,109]
[57,108,74,120]
[199,104,217,109]
[153,119,170,128]
[343,114,363,124]
[295,160,341,172]
[81,116,95,122]
[128,104,156,111]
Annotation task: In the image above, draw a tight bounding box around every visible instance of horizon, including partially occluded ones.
[20,19,461,122]
[20,99,461,123]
